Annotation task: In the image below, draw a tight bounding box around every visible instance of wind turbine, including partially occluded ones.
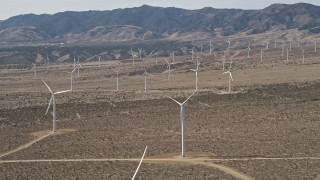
[73,54,76,68]
[172,51,175,63]
[70,66,78,91]
[190,63,200,92]
[113,69,120,91]
[164,58,174,80]
[315,41,317,52]
[155,53,158,64]
[138,48,142,60]
[260,49,263,62]
[223,51,239,93]
[191,46,195,60]
[222,51,226,71]
[282,43,285,57]
[33,63,37,78]
[286,47,289,61]
[46,53,50,69]
[246,42,251,59]
[209,39,213,54]
[167,93,195,158]
[302,48,305,64]
[98,55,101,68]
[42,79,71,132]
[226,37,231,50]
[70,68,75,91]
[143,68,152,93]
[274,39,277,48]
[289,42,292,51]
[76,56,81,77]
[131,146,148,180]
[223,69,233,94]
[130,49,136,66]
[266,38,270,49]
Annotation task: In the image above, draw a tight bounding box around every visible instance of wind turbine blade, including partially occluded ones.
[167,96,182,105]
[190,69,196,72]
[230,72,234,81]
[182,93,195,104]
[41,79,53,93]
[45,96,53,115]
[232,51,240,59]
[72,68,77,73]
[131,145,148,180]
[164,58,169,64]
[222,71,230,74]
[54,90,71,94]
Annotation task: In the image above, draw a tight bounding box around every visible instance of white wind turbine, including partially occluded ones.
[246,42,251,58]
[42,79,71,132]
[113,69,120,91]
[282,43,285,57]
[191,46,195,60]
[131,146,148,180]
[302,48,305,64]
[286,47,289,61]
[70,67,76,91]
[266,38,270,49]
[33,63,37,78]
[73,54,76,68]
[167,93,195,158]
[260,49,263,62]
[223,51,239,94]
[209,39,213,54]
[130,49,136,66]
[164,58,174,80]
[172,51,175,63]
[98,55,101,68]
[46,53,50,69]
[76,56,81,77]
[226,37,231,50]
[222,51,226,71]
[223,68,233,94]
[155,53,158,64]
[143,68,152,93]
[70,64,81,91]
[289,42,292,51]
[190,63,200,92]
[138,48,142,60]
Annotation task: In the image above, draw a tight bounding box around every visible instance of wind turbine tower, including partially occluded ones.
[138,48,142,60]
[209,39,213,54]
[113,69,120,91]
[302,48,305,64]
[42,79,71,132]
[143,68,152,93]
[190,63,200,92]
[167,93,194,158]
[33,63,37,78]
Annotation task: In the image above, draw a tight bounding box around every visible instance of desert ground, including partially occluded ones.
[1,44,320,179]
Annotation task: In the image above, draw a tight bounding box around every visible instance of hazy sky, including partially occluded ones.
[1,0,319,20]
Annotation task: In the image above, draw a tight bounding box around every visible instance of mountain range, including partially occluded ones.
[0,3,319,45]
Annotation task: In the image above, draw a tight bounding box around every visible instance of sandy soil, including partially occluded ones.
[0,45,320,179]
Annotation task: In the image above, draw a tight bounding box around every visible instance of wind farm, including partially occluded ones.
[1,2,320,179]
